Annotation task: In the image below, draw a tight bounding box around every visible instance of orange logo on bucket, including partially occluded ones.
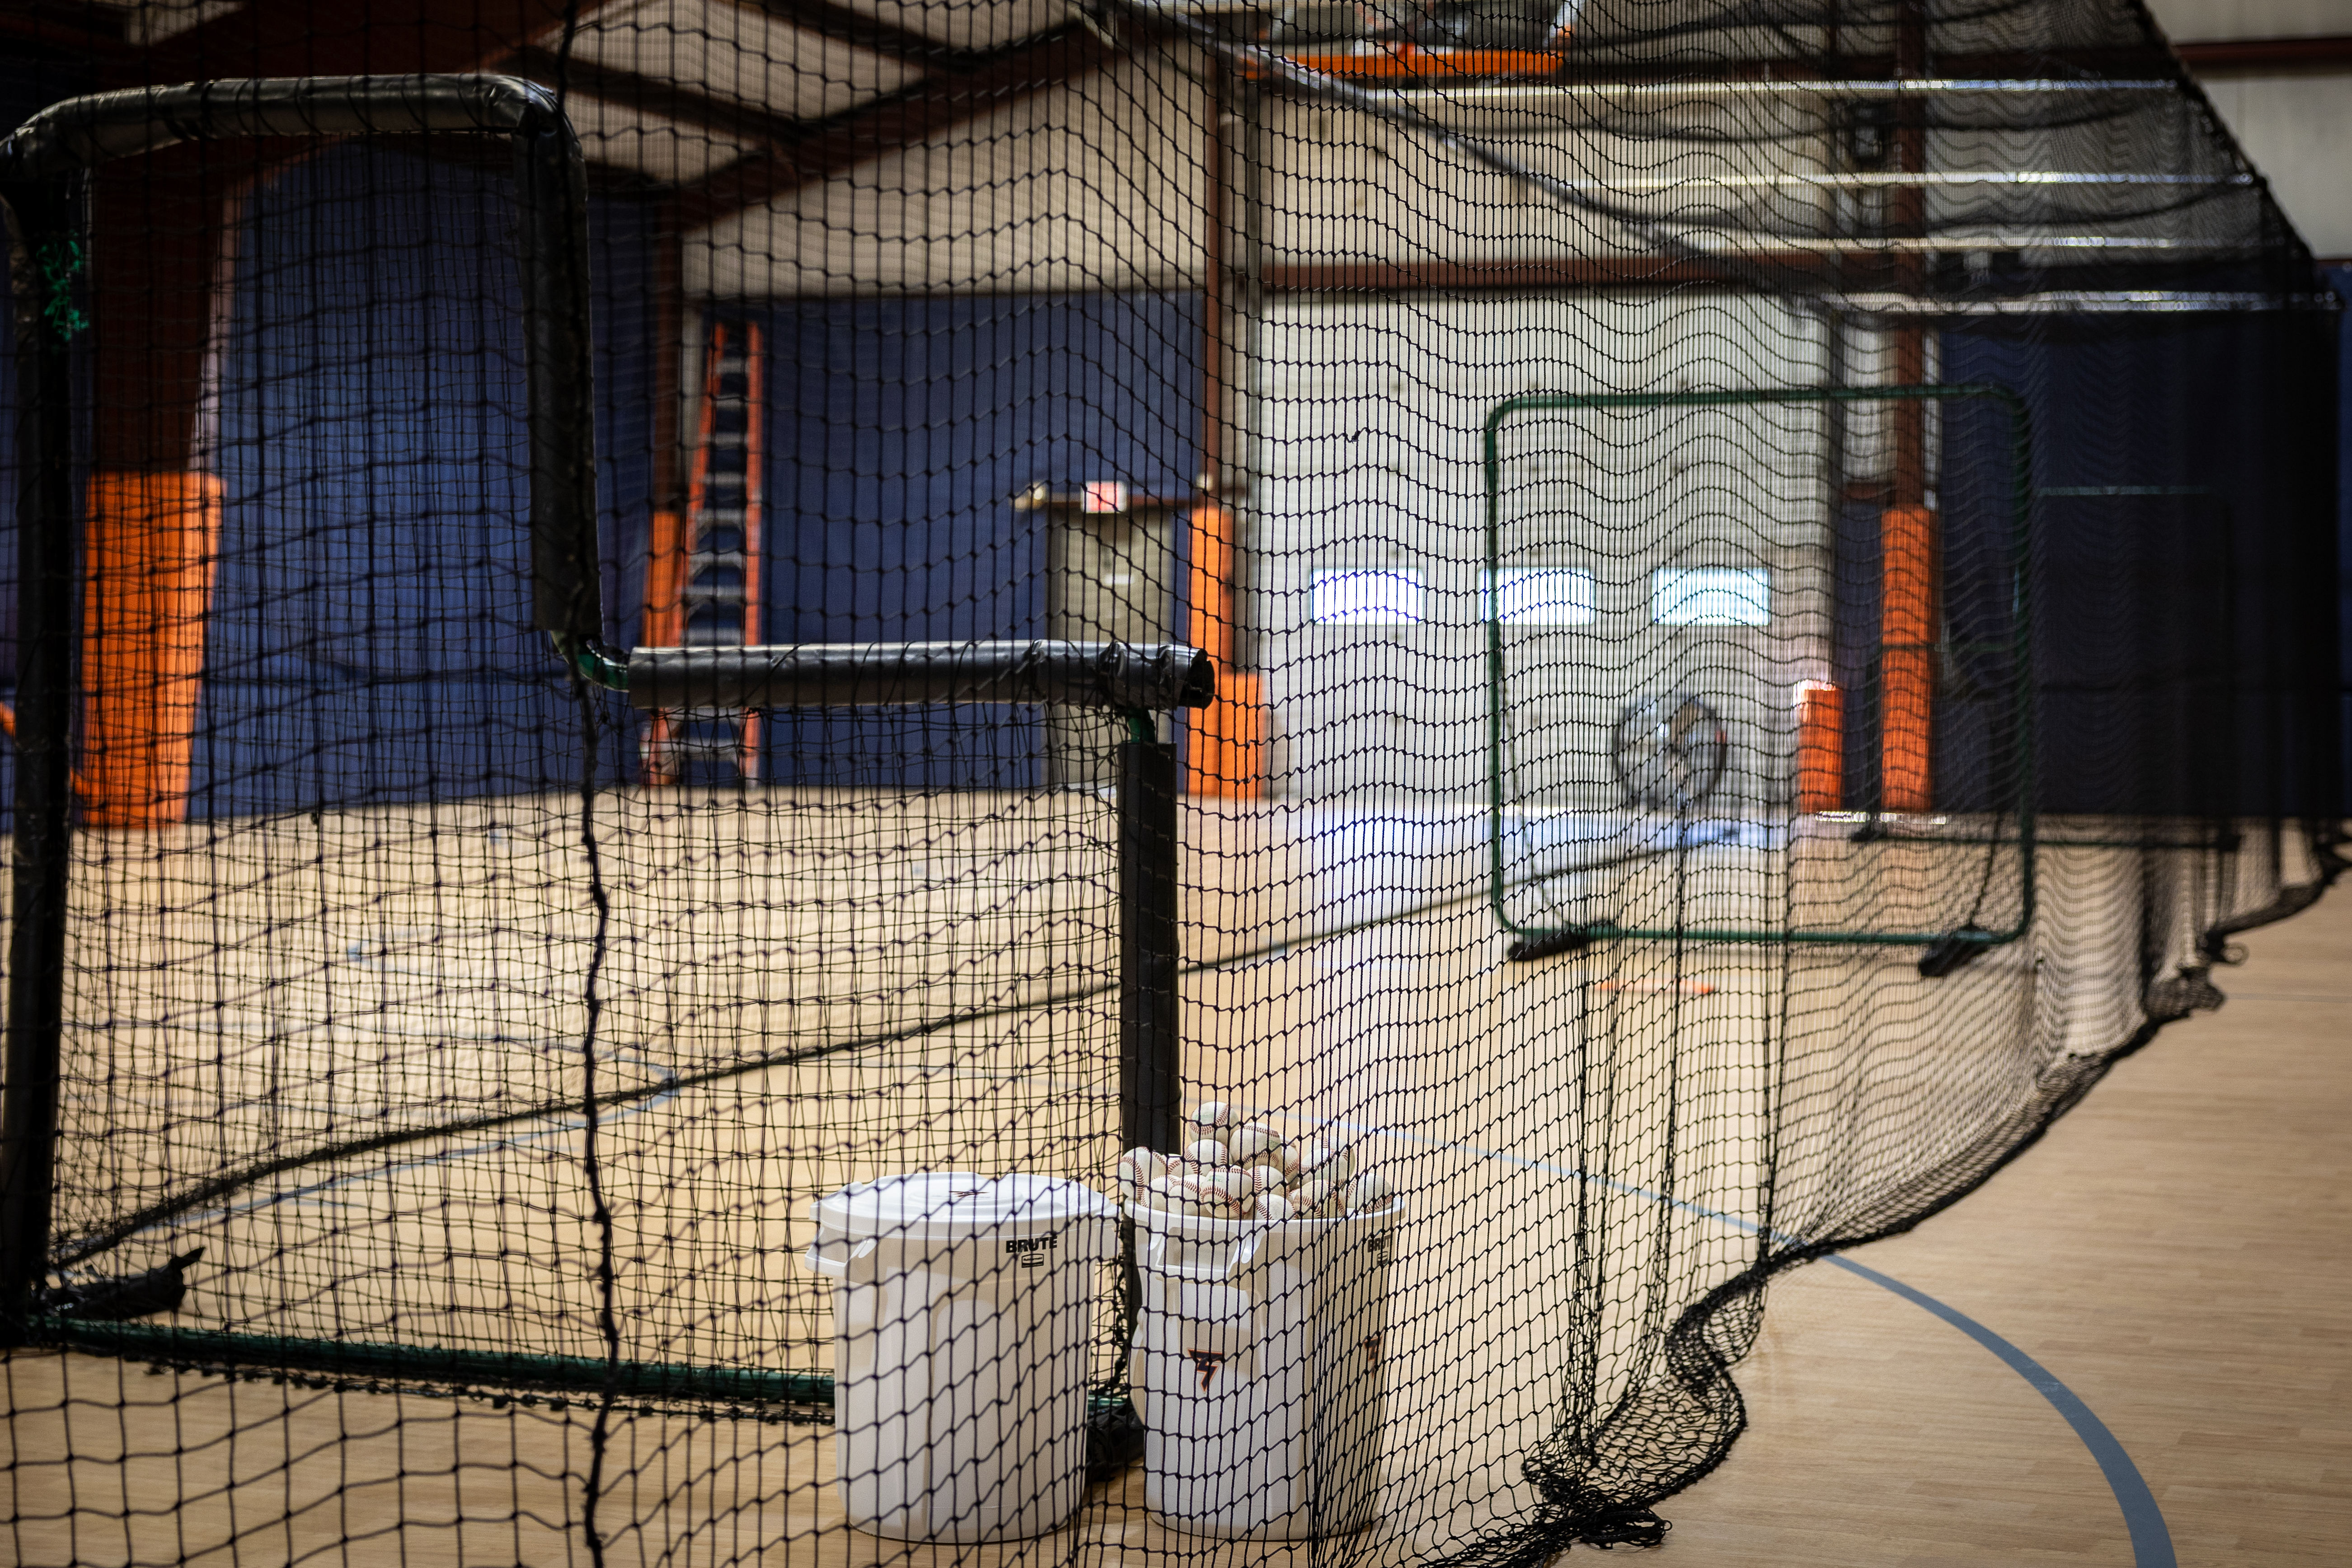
[1184,1349,1229,1391]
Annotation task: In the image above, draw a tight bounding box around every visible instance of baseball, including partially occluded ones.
[1227,1123,1285,1164]
[1295,1141,1354,1184]
[1201,1166,1256,1207]
[1117,1146,1169,1200]
[1141,1174,1219,1217]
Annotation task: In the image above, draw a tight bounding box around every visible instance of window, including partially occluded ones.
[1653,567,1770,627]
[1311,568,1425,624]
[1485,567,1596,626]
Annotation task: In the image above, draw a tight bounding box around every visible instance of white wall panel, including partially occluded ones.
[1253,295,1829,807]
[2145,0,2352,40]
[2194,74,2352,257]
[1265,98,1841,268]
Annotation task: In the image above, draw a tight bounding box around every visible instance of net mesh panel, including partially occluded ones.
[0,0,2340,1562]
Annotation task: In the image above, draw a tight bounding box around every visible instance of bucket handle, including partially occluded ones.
[1143,1225,1265,1283]
[801,1237,878,1279]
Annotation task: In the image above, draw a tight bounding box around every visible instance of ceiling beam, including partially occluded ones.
[0,1,129,58]
[503,42,807,147]
[1326,37,2347,87]
[2174,34,2352,75]
[1265,256,1850,291]
[675,22,1115,227]
[130,0,604,86]
[732,0,969,66]
[1458,44,2181,85]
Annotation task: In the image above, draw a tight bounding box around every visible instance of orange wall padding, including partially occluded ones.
[638,507,688,785]
[1879,503,1937,813]
[1191,671,1268,801]
[80,472,222,829]
[1186,503,1237,669]
[1795,681,1844,814]
[642,507,687,648]
[1183,502,1265,799]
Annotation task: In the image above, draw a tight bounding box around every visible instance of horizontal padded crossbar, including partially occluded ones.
[628,640,1216,712]
[0,75,565,176]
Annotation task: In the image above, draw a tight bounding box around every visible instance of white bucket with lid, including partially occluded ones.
[804,1173,1117,1541]
[1128,1199,1399,1538]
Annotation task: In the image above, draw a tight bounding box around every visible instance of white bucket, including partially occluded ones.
[1129,1199,1399,1538]
[805,1173,1117,1541]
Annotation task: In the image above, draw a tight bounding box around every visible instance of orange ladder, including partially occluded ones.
[643,319,765,784]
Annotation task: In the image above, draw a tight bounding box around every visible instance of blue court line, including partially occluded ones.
[1824,1253,2176,1568]
[1260,1106,2175,1566]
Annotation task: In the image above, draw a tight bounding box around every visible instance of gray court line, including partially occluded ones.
[1261,1107,2175,1565]
[1823,1253,2176,1568]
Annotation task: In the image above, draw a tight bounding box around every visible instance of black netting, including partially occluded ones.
[0,0,2339,1563]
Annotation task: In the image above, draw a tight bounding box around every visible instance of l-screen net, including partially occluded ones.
[0,0,2340,1563]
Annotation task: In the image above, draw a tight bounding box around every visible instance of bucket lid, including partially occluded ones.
[813,1173,1117,1246]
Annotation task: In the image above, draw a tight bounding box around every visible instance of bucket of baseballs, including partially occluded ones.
[1117,1102,1396,1226]
[1118,1103,1399,1539]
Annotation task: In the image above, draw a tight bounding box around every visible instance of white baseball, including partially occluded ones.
[1118,1147,1169,1200]
[1227,1123,1285,1164]
[1184,1138,1230,1167]
[1291,1178,1335,1217]
[1142,1175,1217,1217]
[1244,1162,1289,1195]
[1190,1101,1232,1131]
[1192,1172,1250,1213]
[1345,1173,1394,1213]
[1199,1167,1256,1207]
[1295,1142,1354,1184]
[1253,1191,1295,1222]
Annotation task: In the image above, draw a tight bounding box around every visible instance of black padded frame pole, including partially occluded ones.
[1119,736,1183,1155]
[629,640,1216,714]
[0,74,606,643]
[0,178,77,1339]
[626,634,1211,1155]
[0,74,602,1337]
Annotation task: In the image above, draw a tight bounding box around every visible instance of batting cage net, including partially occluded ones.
[0,0,2338,1562]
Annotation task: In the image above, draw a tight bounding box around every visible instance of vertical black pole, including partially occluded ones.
[1118,731,1180,1155]
[1106,724,1179,1471]
[0,181,80,1340]
[512,115,604,644]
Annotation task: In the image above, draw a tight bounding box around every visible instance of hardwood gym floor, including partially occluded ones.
[1659,880,2352,1564]
[4,799,2343,1564]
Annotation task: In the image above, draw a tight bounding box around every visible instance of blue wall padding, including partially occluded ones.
[763,293,1201,644]
[1943,311,2341,818]
[188,144,655,818]
[742,291,1201,788]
